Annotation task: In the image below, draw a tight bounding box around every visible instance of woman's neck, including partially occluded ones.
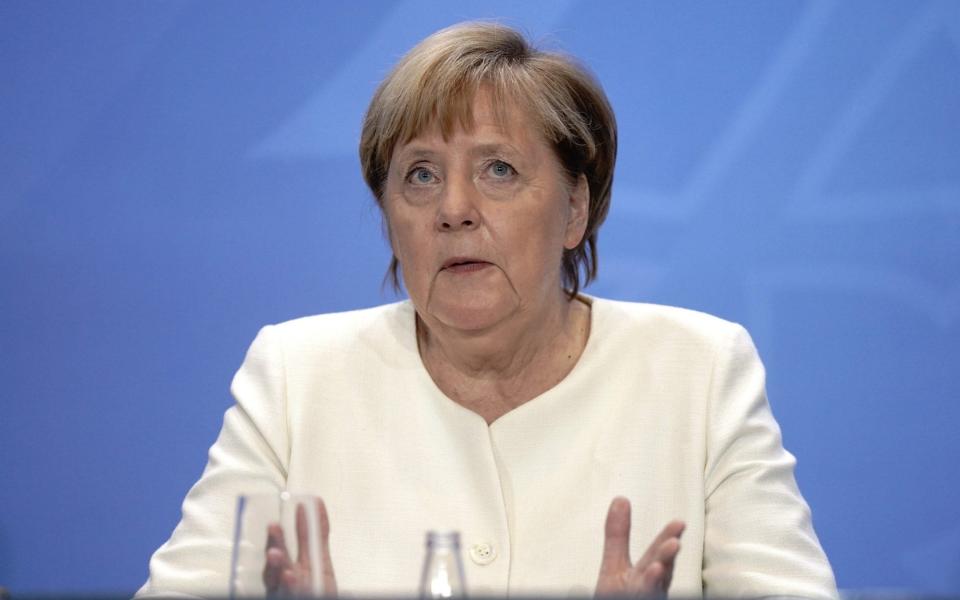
[417,294,591,423]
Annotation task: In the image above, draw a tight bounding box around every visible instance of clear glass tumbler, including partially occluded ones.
[230,492,326,599]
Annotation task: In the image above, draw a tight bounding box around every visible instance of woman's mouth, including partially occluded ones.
[442,258,491,273]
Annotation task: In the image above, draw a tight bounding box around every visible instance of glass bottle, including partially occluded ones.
[418,531,467,598]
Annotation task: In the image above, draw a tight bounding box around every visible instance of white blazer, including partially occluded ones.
[139,298,837,598]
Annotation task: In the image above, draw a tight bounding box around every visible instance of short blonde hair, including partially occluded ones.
[360,21,617,297]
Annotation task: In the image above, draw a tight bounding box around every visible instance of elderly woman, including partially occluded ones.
[139,22,837,599]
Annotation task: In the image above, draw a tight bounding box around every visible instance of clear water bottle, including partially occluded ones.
[419,531,467,598]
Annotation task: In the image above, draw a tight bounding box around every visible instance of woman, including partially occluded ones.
[139,22,837,598]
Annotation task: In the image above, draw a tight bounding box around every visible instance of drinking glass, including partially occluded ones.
[230,492,326,599]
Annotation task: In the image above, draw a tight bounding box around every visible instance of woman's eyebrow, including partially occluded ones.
[468,142,522,157]
[393,147,438,164]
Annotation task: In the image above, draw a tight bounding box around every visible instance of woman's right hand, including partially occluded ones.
[595,497,685,597]
[263,497,338,597]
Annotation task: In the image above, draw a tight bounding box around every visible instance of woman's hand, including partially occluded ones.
[595,497,685,597]
[263,498,338,597]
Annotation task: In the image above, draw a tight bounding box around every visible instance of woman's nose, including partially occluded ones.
[436,175,480,231]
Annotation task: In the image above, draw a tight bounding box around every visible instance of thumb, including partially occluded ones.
[600,496,632,574]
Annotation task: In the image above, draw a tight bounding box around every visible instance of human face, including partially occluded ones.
[382,91,589,333]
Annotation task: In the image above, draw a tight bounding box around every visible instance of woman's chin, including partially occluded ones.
[425,294,519,333]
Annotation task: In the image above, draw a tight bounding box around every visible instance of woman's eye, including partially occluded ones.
[408,167,436,184]
[488,160,515,178]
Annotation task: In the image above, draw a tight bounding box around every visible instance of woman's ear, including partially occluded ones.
[564,174,590,249]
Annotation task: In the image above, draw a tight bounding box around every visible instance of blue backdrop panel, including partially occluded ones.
[1,1,958,594]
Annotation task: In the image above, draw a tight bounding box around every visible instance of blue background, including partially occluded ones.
[1,0,958,595]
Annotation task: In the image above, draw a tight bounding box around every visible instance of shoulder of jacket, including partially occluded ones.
[591,296,746,345]
[264,301,410,349]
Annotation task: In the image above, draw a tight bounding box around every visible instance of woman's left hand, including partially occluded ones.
[263,498,338,597]
[595,497,685,597]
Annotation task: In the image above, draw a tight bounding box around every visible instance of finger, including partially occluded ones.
[642,561,665,596]
[636,519,685,570]
[266,522,292,558]
[295,502,311,569]
[626,559,664,596]
[649,536,681,567]
[654,538,681,592]
[599,496,632,576]
[318,498,338,596]
[282,567,300,592]
[263,546,288,592]
[633,537,682,596]
[263,523,294,592]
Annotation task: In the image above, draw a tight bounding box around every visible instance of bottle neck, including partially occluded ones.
[426,531,461,550]
[420,531,467,598]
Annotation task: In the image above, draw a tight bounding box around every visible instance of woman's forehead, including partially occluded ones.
[394,91,546,155]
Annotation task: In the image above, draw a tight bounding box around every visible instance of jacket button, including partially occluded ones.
[469,542,496,565]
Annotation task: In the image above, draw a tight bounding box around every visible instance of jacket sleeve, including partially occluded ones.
[137,325,289,598]
[701,324,838,599]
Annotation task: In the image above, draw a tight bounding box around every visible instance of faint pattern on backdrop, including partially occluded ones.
[0,0,958,594]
